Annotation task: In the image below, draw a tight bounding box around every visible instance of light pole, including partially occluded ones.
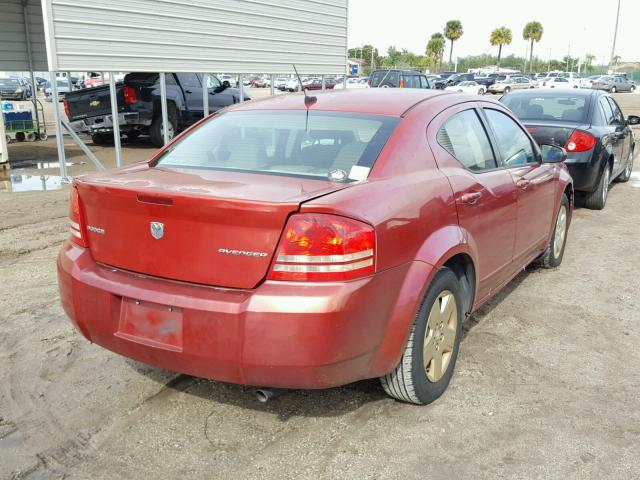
[610,0,621,66]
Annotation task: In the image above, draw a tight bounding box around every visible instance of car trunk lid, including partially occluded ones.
[75,165,349,289]
[522,120,590,148]
[65,84,118,122]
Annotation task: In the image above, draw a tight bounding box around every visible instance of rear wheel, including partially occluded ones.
[381,267,463,405]
[478,88,485,95]
[504,86,511,93]
[536,194,569,268]
[611,86,617,93]
[91,133,111,145]
[584,164,611,210]
[149,108,177,147]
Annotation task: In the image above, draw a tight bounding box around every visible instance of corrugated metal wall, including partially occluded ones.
[42,0,348,74]
[0,0,48,71]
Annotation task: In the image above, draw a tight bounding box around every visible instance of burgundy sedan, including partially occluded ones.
[58,89,573,404]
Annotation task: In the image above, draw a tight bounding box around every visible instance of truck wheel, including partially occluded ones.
[125,131,140,141]
[91,133,111,145]
[380,267,463,405]
[15,132,26,142]
[150,110,177,148]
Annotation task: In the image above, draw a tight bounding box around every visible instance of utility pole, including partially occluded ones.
[547,48,552,73]
[610,0,621,66]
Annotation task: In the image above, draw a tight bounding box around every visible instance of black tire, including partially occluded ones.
[536,194,570,268]
[381,267,464,405]
[611,86,617,93]
[584,163,611,210]
[15,132,25,142]
[616,149,634,182]
[91,133,111,145]
[504,86,511,93]
[631,85,636,92]
[149,107,177,148]
[125,131,140,141]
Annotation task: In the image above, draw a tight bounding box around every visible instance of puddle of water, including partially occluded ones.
[0,174,64,192]
[631,172,640,188]
[10,161,84,170]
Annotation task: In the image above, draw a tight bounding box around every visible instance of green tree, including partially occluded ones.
[427,33,446,72]
[444,20,464,70]
[584,53,596,73]
[386,46,402,66]
[489,27,512,70]
[522,21,543,73]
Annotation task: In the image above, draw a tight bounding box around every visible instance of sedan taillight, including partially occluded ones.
[69,187,88,248]
[565,130,596,153]
[268,214,375,282]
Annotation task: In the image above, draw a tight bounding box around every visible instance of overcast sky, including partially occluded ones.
[348,0,639,64]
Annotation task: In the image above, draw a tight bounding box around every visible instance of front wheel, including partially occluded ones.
[616,150,634,182]
[536,194,570,268]
[504,86,511,93]
[611,86,617,93]
[381,267,463,405]
[478,88,485,95]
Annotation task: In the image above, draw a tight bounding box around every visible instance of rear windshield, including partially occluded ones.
[0,78,20,87]
[155,110,400,181]
[502,95,589,123]
[370,71,400,88]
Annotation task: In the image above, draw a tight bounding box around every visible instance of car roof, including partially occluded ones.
[503,88,599,98]
[229,89,451,117]
[371,69,423,75]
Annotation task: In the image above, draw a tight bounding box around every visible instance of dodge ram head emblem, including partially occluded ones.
[150,222,164,240]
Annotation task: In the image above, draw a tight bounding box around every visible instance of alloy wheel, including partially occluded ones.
[553,204,567,259]
[423,290,458,383]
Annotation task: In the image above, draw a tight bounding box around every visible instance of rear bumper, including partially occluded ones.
[57,241,429,388]
[74,112,152,134]
[565,151,600,192]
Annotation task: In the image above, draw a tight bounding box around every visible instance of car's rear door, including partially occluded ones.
[428,104,517,302]
[599,96,625,173]
[176,73,203,122]
[481,106,556,265]
[606,96,630,170]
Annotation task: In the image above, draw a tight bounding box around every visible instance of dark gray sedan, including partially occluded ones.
[592,75,636,93]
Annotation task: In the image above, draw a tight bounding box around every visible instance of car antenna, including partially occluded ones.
[293,64,317,107]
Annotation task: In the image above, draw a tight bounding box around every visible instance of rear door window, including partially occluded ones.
[606,97,624,123]
[177,73,201,88]
[436,109,497,172]
[599,97,615,124]
[419,76,430,88]
[484,109,537,166]
[403,75,420,88]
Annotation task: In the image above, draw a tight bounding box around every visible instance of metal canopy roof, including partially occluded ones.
[0,0,48,72]
[41,0,348,75]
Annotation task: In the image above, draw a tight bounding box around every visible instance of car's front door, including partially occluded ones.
[429,105,518,302]
[482,107,556,265]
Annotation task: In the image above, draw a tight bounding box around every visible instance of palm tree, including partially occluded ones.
[489,27,512,70]
[444,20,464,70]
[427,33,446,72]
[522,21,543,73]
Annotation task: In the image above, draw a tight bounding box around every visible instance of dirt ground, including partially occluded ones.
[1,93,639,479]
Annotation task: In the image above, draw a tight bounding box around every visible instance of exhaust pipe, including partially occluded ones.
[255,388,287,403]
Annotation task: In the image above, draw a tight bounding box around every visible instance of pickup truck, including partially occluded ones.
[65,73,247,147]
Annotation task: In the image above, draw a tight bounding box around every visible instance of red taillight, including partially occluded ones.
[565,130,596,153]
[69,187,88,248]
[526,126,537,132]
[367,78,371,87]
[267,213,375,282]
[123,86,137,105]
[399,79,405,88]
[63,99,70,116]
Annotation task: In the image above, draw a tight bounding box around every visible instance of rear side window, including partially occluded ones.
[501,95,589,122]
[484,109,536,166]
[599,97,615,124]
[155,111,400,181]
[371,71,399,88]
[436,110,497,172]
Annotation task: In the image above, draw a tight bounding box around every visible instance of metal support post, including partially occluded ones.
[159,73,169,145]
[49,71,68,180]
[22,1,40,136]
[321,74,326,91]
[108,73,122,167]
[202,73,209,117]
[270,74,275,96]
[343,75,347,89]
[239,74,244,102]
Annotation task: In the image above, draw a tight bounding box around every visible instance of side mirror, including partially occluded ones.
[541,144,567,163]
[628,115,640,125]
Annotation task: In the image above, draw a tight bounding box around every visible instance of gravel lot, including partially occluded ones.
[1,92,639,479]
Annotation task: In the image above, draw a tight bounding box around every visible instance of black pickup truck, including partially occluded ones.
[64,73,247,147]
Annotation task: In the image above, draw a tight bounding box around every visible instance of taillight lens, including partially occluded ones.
[123,86,137,105]
[565,130,596,153]
[268,213,375,282]
[69,187,88,247]
[399,79,405,88]
[63,99,70,116]
[367,78,371,87]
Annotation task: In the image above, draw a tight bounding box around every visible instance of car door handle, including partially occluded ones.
[459,192,482,206]
[185,89,193,94]
[516,178,530,190]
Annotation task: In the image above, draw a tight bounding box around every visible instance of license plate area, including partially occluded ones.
[115,298,183,352]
